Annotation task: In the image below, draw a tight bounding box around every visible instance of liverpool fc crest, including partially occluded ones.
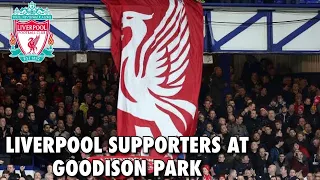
[9,1,54,63]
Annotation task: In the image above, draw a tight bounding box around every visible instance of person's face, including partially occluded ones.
[219,118,226,125]
[204,101,211,109]
[250,111,257,119]
[253,133,260,141]
[299,118,306,126]
[218,154,225,162]
[19,101,26,109]
[297,134,304,142]
[30,113,35,120]
[66,115,73,124]
[22,125,29,133]
[237,176,244,180]
[289,130,296,137]
[34,172,41,180]
[44,125,50,133]
[251,142,258,150]
[225,94,232,102]
[265,127,272,134]
[268,111,275,119]
[239,88,246,96]
[5,108,12,116]
[21,74,27,81]
[75,127,81,135]
[38,100,45,108]
[0,118,6,127]
[18,112,24,119]
[47,165,53,173]
[49,112,56,120]
[215,67,222,77]
[236,117,243,125]
[260,109,268,116]
[199,114,205,122]
[279,154,285,161]
[229,101,235,107]
[221,125,227,134]
[0,106,4,114]
[111,116,116,123]
[57,120,64,129]
[296,152,303,160]
[87,117,94,125]
[7,67,13,75]
[27,105,34,113]
[275,122,282,130]
[7,165,14,173]
[227,106,233,113]
[209,110,216,118]
[206,124,213,132]
[305,124,312,132]
[58,108,64,116]
[202,167,209,175]
[259,148,266,157]
[96,127,104,136]
[305,98,311,105]
[307,173,313,180]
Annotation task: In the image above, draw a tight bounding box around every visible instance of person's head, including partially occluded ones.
[261,88,267,96]
[19,99,26,109]
[47,165,53,174]
[297,132,305,142]
[238,87,246,97]
[43,124,51,134]
[215,67,222,77]
[289,129,296,138]
[5,107,12,116]
[260,108,268,117]
[226,105,233,114]
[220,125,228,134]
[34,172,41,180]
[28,112,36,121]
[198,113,205,122]
[281,106,288,114]
[307,173,314,180]
[259,147,266,157]
[202,165,210,175]
[75,127,81,135]
[280,166,287,175]
[275,120,282,130]
[7,164,14,173]
[87,116,94,126]
[218,154,225,163]
[96,127,104,136]
[265,126,272,135]
[298,118,306,128]
[295,151,304,161]
[228,100,235,107]
[250,142,258,151]
[57,120,64,130]
[289,104,295,113]
[209,110,216,119]
[253,132,260,141]
[49,111,56,120]
[279,153,285,162]
[206,123,213,132]
[17,110,24,119]
[204,100,211,109]
[241,155,249,164]
[237,176,245,180]
[0,177,7,180]
[66,114,73,125]
[268,110,275,120]
[229,169,237,178]
[289,169,296,177]
[21,124,29,133]
[44,173,53,180]
[0,118,6,127]
[228,114,235,123]
[26,105,34,113]
[268,164,277,175]
[58,108,64,117]
[2,170,9,179]
[250,110,257,119]
[236,116,243,125]
[275,137,284,147]
[218,118,226,125]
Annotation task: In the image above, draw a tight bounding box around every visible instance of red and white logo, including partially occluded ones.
[14,20,50,55]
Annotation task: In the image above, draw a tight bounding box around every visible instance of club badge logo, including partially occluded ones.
[9,1,54,63]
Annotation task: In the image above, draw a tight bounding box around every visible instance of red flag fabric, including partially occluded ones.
[102,0,203,138]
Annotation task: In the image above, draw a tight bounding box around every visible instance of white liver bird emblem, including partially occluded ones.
[118,0,196,137]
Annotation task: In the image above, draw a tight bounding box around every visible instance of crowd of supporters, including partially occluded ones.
[0,57,319,180]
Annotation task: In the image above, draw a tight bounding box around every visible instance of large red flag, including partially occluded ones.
[102,0,203,139]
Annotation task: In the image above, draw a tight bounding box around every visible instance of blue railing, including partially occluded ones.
[0,155,50,173]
